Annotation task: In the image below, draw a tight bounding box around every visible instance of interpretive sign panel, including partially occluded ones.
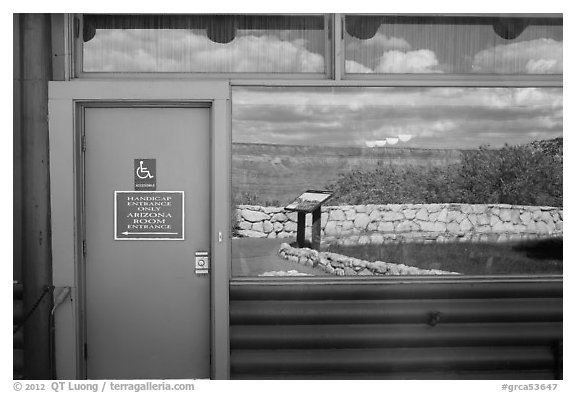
[285,190,333,213]
[114,191,184,240]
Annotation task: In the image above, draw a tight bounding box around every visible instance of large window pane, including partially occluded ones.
[345,15,562,74]
[83,14,327,73]
[232,86,562,277]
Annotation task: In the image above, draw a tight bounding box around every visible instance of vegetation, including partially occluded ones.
[232,138,562,208]
[327,237,563,275]
[327,139,562,207]
[233,191,282,207]
[457,144,562,206]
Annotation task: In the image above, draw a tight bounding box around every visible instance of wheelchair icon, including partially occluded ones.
[136,160,154,179]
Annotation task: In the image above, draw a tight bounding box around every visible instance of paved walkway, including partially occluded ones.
[232,237,329,277]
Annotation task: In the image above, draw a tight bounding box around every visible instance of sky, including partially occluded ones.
[82,17,564,150]
[232,86,563,149]
[83,16,562,74]
[84,26,326,73]
[345,21,562,74]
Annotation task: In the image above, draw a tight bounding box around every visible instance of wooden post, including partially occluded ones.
[20,13,53,380]
[311,208,321,250]
[297,212,306,248]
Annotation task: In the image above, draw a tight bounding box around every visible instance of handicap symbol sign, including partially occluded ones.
[134,158,156,190]
[136,160,154,179]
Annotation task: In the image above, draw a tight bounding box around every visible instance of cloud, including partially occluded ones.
[345,28,446,74]
[84,30,324,72]
[512,88,563,108]
[347,31,412,53]
[536,115,563,129]
[430,120,457,133]
[476,88,563,111]
[232,87,562,149]
[345,60,373,74]
[526,59,559,73]
[374,50,442,73]
[234,87,562,115]
[365,140,389,148]
[472,38,562,74]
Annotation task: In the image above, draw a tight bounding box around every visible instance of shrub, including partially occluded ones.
[327,141,562,207]
[457,144,562,207]
[326,163,463,205]
[233,190,281,206]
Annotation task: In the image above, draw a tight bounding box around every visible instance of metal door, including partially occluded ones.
[84,106,211,379]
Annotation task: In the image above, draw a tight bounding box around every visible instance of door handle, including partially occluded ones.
[195,251,209,275]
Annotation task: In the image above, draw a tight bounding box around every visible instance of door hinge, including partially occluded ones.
[81,135,86,152]
[82,240,87,257]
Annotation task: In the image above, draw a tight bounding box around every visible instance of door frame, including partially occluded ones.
[48,81,231,379]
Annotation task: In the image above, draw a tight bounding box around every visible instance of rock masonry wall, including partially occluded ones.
[235,203,563,245]
[277,243,458,276]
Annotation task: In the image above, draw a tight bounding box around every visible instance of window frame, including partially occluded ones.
[72,13,562,85]
[228,82,563,281]
[73,13,335,80]
[68,13,562,281]
[340,13,563,81]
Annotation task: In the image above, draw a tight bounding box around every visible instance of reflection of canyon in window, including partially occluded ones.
[231,87,563,277]
[82,14,327,73]
[344,16,562,74]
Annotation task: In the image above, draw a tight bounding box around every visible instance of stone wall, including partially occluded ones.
[278,243,458,276]
[235,203,563,245]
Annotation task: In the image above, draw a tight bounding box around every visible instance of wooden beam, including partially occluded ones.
[297,212,306,248]
[311,208,321,250]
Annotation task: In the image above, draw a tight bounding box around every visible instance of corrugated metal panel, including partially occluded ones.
[231,299,561,324]
[13,300,24,324]
[231,323,562,349]
[233,370,557,380]
[232,346,554,373]
[14,282,24,379]
[14,349,25,379]
[230,279,562,300]
[230,278,562,379]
